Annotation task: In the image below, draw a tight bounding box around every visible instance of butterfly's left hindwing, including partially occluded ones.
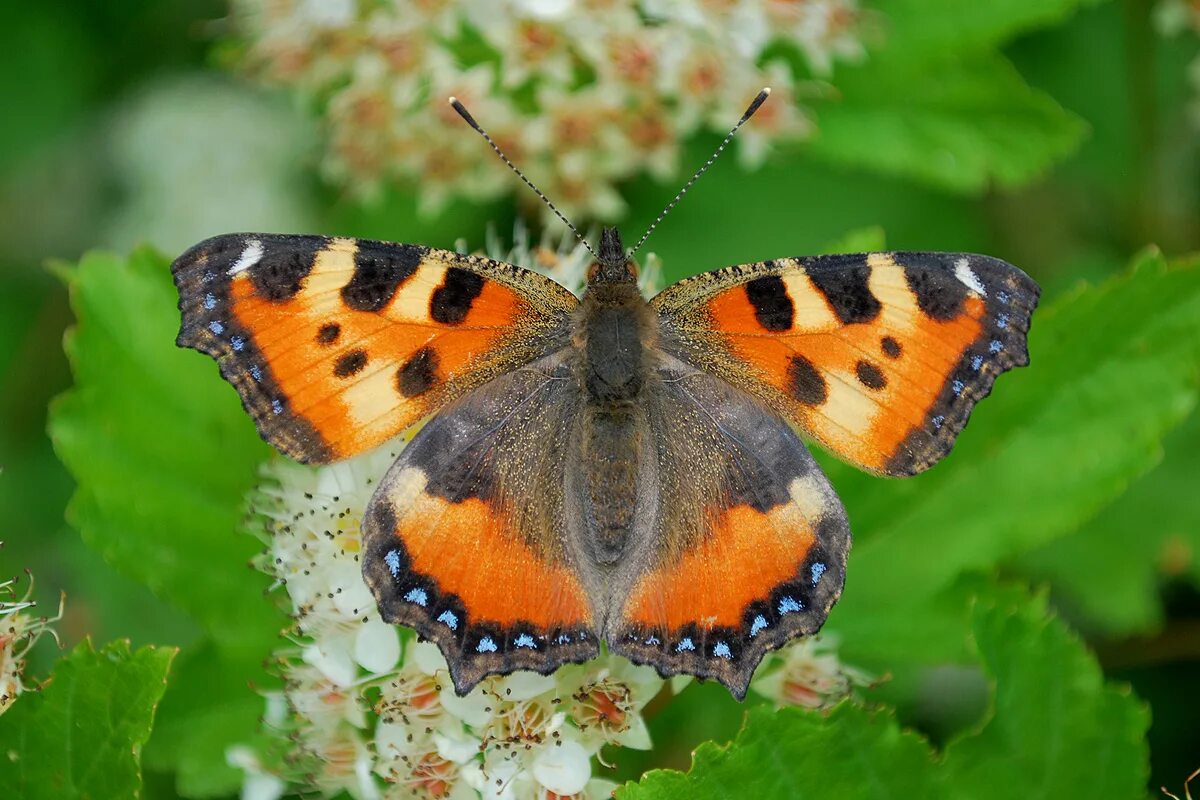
[361,350,599,695]
[653,252,1039,475]
[173,234,577,463]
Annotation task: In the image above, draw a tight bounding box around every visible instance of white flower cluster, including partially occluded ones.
[229,0,865,219]
[0,566,61,716]
[1156,0,1200,128]
[233,230,668,800]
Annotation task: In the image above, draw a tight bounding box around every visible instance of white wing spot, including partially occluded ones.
[228,239,264,276]
[954,258,988,297]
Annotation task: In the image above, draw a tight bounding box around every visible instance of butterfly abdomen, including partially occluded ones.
[574,282,659,564]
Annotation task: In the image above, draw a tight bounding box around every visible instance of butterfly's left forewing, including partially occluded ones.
[653,252,1039,475]
[173,233,577,463]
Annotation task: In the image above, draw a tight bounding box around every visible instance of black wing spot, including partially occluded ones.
[744,276,794,332]
[334,349,368,378]
[806,260,881,324]
[855,360,887,390]
[430,268,485,324]
[317,323,341,346]
[249,247,317,302]
[904,263,968,321]
[342,242,425,312]
[881,336,902,358]
[397,347,439,397]
[787,355,828,406]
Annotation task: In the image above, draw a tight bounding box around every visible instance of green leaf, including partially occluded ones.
[806,53,1086,193]
[0,640,176,800]
[621,704,937,800]
[142,645,268,798]
[944,587,1150,797]
[870,0,1108,68]
[829,249,1200,668]
[618,587,1148,800]
[1022,409,1200,637]
[48,245,281,657]
[47,246,286,791]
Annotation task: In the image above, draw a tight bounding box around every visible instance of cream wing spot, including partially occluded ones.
[867,265,920,336]
[335,361,416,448]
[782,273,841,332]
[786,473,831,522]
[812,367,878,444]
[387,265,446,322]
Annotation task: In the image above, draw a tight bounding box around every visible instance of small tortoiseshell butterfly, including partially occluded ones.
[172,91,1038,699]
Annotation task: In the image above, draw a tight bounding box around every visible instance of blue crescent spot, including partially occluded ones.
[203,293,217,310]
[250,365,263,382]
[231,335,245,352]
[675,637,696,653]
[645,634,661,646]
[514,633,537,649]
[810,562,827,586]
[384,549,401,577]
[476,636,498,654]
[403,588,428,607]
[436,610,458,630]
[271,399,283,415]
[952,379,964,395]
[556,633,572,645]
[997,313,1009,330]
[713,641,732,660]
[778,596,803,615]
[208,320,225,335]
[749,615,768,638]
[971,354,984,371]
[998,291,1010,304]
[989,340,1003,353]
[203,270,216,283]
[932,415,945,429]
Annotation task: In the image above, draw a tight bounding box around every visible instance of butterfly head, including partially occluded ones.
[588,227,638,285]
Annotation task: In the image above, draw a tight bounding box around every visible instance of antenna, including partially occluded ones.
[627,87,771,258]
[449,96,599,260]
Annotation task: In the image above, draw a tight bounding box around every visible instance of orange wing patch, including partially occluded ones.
[655,252,1038,475]
[380,467,591,629]
[624,488,819,631]
[173,234,576,463]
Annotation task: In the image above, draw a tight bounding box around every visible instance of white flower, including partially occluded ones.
[0,568,61,716]
[751,635,873,709]
[231,228,669,799]
[228,0,867,221]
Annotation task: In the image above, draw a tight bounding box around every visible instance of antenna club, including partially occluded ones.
[448,96,482,133]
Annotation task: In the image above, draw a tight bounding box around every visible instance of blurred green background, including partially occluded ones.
[1,0,1197,796]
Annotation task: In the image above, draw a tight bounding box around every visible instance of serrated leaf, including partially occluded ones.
[47,246,286,791]
[618,587,1148,800]
[828,250,1200,668]
[0,640,176,799]
[48,246,281,656]
[620,703,937,800]
[944,587,1150,797]
[1021,409,1200,637]
[870,0,1108,67]
[807,53,1085,193]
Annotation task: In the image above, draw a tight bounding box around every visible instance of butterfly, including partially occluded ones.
[172,224,1038,699]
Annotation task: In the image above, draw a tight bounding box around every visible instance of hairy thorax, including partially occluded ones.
[574,283,659,564]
